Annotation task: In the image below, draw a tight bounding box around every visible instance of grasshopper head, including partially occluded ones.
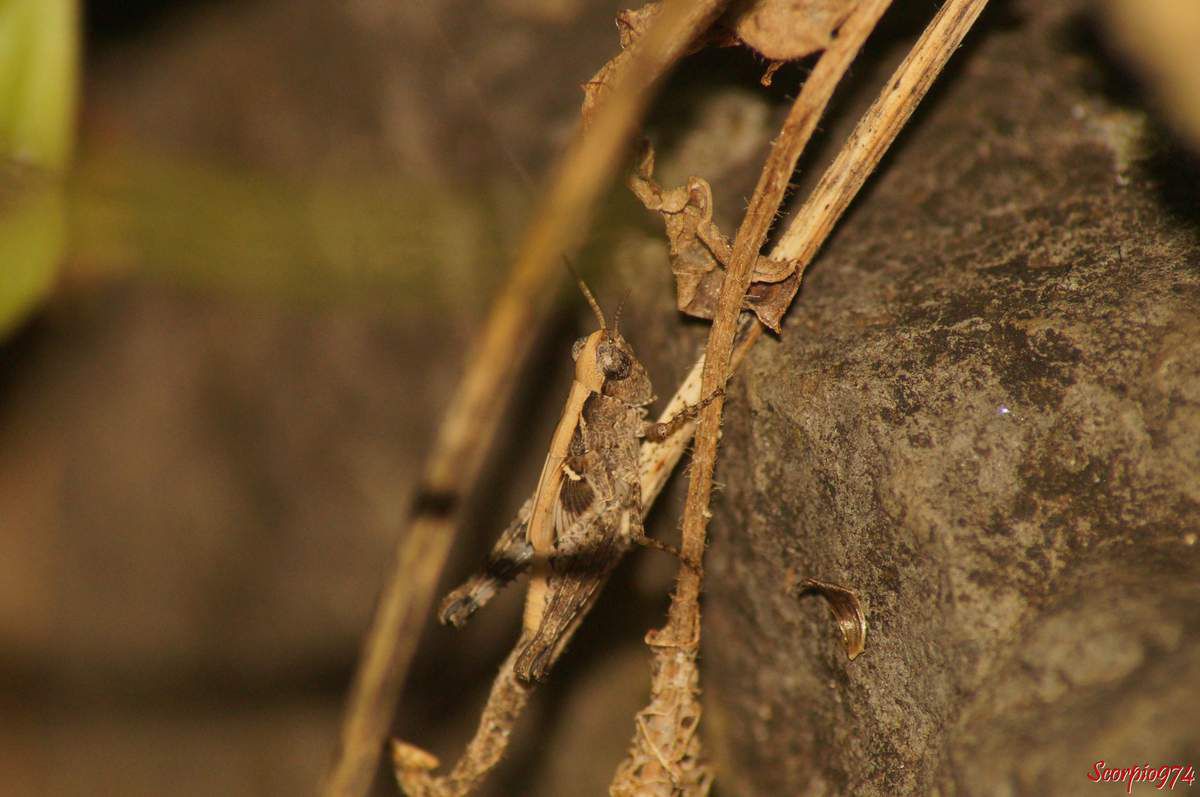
[596,330,653,406]
[570,329,653,406]
[567,273,653,405]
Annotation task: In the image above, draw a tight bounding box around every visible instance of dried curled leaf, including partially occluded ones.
[628,143,798,331]
[724,0,860,61]
[581,4,661,127]
[797,577,867,660]
[582,3,740,127]
[745,269,802,332]
[585,0,860,126]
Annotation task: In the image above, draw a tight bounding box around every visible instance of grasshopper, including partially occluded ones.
[438,279,704,683]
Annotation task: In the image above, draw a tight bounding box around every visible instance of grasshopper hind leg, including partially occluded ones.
[438,498,534,628]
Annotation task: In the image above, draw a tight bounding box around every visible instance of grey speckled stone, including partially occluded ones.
[693,2,1200,795]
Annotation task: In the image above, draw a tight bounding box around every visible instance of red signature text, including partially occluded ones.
[1088,761,1195,793]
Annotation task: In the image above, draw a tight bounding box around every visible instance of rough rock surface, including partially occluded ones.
[699,2,1200,795]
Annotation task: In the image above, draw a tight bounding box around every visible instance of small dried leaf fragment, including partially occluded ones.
[628,145,726,319]
[745,270,801,331]
[725,0,860,61]
[798,577,867,660]
[581,3,662,127]
[582,3,740,127]
[392,741,446,797]
[392,741,440,773]
[629,143,798,331]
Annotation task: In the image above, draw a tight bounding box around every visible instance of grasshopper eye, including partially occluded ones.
[599,345,631,380]
[571,336,588,361]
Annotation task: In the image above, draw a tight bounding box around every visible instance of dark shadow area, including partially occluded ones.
[0,310,50,404]
[86,0,236,49]
[1060,9,1200,226]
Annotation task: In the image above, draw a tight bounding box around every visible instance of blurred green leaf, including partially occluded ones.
[0,169,64,338]
[0,0,77,337]
[71,147,513,314]
[0,0,77,170]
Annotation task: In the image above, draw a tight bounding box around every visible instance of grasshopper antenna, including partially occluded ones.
[565,260,607,330]
[612,287,632,334]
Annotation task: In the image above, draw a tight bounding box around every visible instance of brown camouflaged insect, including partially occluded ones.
[438,279,701,683]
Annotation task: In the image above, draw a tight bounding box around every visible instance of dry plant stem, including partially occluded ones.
[638,321,759,509]
[324,2,730,795]
[616,0,992,791]
[392,648,530,797]
[1102,0,1200,152]
[643,0,993,491]
[613,3,895,793]
[672,0,896,630]
[774,0,992,267]
[635,0,998,587]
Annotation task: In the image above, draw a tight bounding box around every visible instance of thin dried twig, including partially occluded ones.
[391,647,530,797]
[638,0,996,583]
[774,0,991,269]
[324,2,729,795]
[611,2,894,792]
[678,0,898,624]
[643,0,995,476]
[615,0,991,791]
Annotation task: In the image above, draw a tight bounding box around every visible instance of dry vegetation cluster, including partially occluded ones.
[331,2,991,795]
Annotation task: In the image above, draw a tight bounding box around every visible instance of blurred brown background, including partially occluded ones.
[2,0,667,794]
[3,0,1199,795]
